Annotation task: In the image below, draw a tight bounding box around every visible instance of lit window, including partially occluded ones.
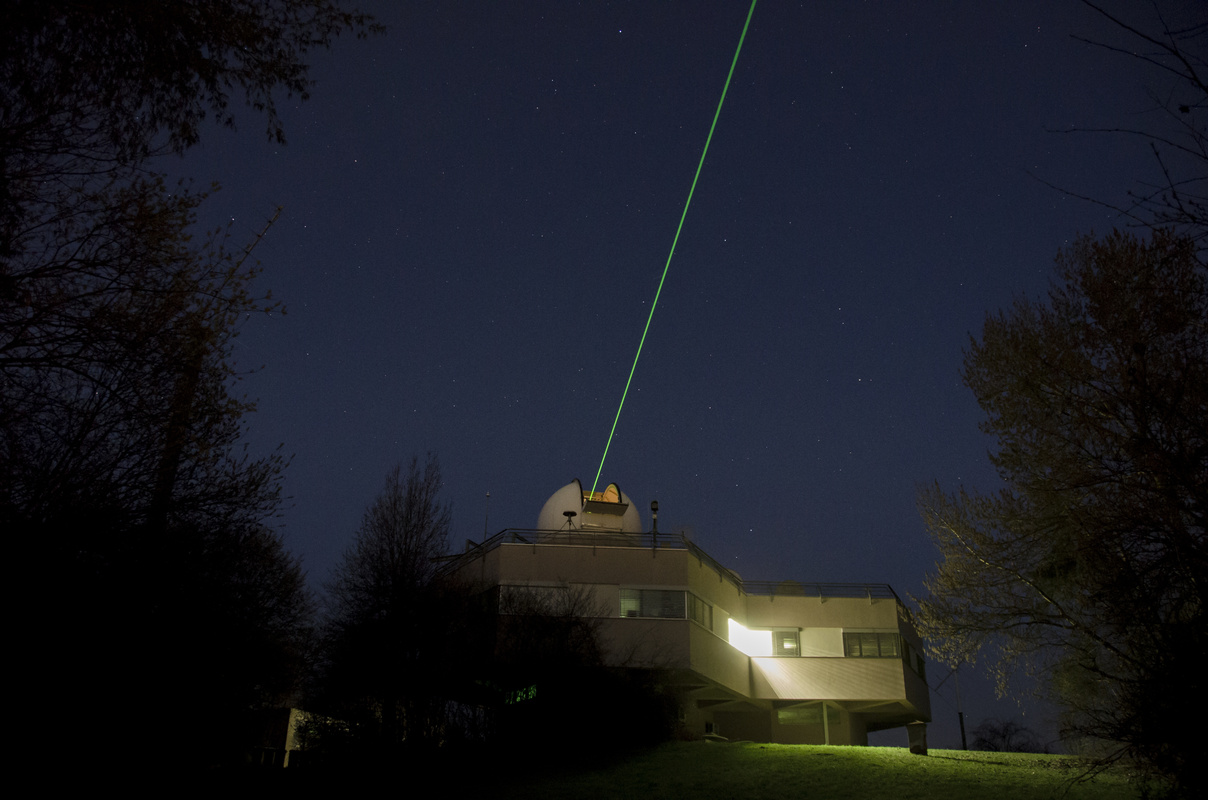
[773,630,800,656]
[728,619,772,656]
[729,622,800,657]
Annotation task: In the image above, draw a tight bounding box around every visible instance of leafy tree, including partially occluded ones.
[0,0,378,157]
[1,1,379,279]
[6,173,313,768]
[2,1,377,528]
[2,0,374,768]
[917,230,1206,792]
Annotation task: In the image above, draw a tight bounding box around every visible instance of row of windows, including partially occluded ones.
[620,588,714,632]
[620,588,685,619]
[618,591,923,668]
[843,632,927,675]
[844,631,900,658]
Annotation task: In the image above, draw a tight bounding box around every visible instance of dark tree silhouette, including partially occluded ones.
[971,719,1049,754]
[2,0,374,768]
[309,463,675,764]
[0,0,378,158]
[918,230,1207,792]
[2,1,377,528]
[315,456,458,758]
[489,584,680,756]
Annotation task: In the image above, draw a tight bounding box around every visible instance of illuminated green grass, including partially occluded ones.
[502,742,1145,800]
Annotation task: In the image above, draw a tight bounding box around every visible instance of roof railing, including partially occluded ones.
[438,528,901,604]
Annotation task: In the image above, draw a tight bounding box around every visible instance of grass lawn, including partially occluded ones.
[500,741,1147,800]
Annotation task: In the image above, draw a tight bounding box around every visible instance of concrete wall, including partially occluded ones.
[742,593,901,629]
[689,621,752,697]
[493,541,694,587]
[710,704,868,746]
[598,617,692,670]
[451,537,931,743]
[750,657,905,701]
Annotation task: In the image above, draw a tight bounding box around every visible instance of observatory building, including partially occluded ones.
[444,479,931,746]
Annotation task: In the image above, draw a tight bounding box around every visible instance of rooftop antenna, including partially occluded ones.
[590,0,759,496]
[563,510,578,531]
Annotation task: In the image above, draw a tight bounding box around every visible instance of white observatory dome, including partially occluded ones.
[536,479,643,533]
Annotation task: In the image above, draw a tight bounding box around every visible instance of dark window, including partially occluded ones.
[620,588,686,619]
[902,641,927,679]
[687,593,713,630]
[843,631,900,658]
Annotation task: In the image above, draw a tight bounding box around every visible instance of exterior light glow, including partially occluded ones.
[728,619,772,657]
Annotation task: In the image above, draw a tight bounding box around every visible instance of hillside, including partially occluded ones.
[501,742,1145,800]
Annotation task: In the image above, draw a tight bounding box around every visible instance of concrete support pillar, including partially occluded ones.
[907,722,928,755]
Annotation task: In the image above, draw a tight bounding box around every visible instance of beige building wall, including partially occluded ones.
[688,622,752,697]
[452,529,930,746]
[493,542,698,587]
[743,593,901,628]
[752,657,905,701]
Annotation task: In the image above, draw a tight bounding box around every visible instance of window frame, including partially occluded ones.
[843,631,901,658]
[772,629,801,657]
[619,588,687,620]
[687,592,713,631]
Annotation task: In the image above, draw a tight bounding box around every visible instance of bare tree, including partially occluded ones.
[487,583,678,755]
[317,455,455,755]
[495,584,607,669]
[1064,1,1208,250]
[971,719,1049,754]
[327,456,452,616]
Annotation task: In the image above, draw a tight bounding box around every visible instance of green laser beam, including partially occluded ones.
[591,0,758,497]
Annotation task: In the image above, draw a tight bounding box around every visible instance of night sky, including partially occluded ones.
[173,0,1195,748]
